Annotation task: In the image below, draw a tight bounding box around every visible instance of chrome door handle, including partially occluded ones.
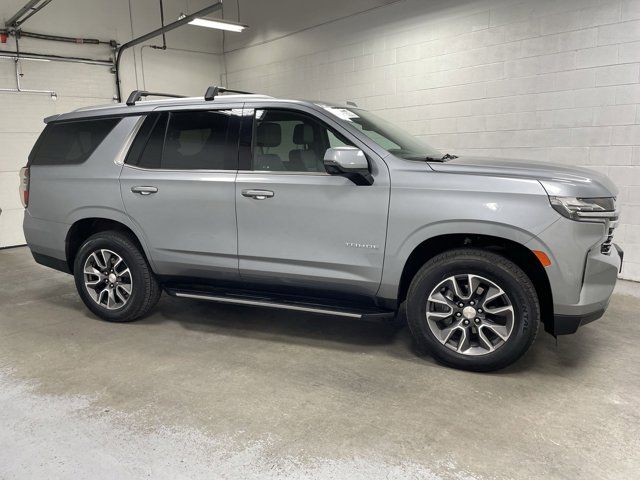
[131,186,158,195]
[242,189,274,200]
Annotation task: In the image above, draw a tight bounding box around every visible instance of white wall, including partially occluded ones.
[0,0,224,248]
[2,0,639,281]
[225,0,640,281]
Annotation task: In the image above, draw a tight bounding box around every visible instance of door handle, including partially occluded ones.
[131,186,158,195]
[242,189,274,200]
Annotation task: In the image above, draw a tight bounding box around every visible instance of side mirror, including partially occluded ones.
[323,147,374,186]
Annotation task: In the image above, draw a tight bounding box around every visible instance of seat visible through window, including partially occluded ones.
[288,124,321,172]
[254,122,284,171]
[252,109,355,173]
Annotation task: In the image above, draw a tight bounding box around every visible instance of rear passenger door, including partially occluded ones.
[119,107,241,280]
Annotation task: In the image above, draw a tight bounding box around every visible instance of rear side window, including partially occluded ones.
[125,110,239,170]
[29,118,120,166]
[138,113,169,169]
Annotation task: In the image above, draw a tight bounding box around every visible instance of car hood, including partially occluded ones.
[429,156,618,198]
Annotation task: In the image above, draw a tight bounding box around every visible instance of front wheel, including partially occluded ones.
[73,231,161,322]
[406,248,539,372]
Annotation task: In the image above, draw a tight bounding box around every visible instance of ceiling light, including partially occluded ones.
[188,17,247,32]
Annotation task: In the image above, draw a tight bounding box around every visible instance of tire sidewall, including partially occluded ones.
[407,253,538,371]
[73,234,148,322]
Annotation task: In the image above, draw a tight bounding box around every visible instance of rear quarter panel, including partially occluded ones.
[25,116,149,262]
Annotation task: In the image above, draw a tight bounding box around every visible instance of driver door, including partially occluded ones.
[235,105,390,297]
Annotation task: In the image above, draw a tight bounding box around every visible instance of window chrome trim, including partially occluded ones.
[114,116,146,166]
[121,164,238,174]
[122,164,330,176]
[243,170,330,176]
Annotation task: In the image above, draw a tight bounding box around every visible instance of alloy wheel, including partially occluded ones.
[426,274,515,356]
[83,249,133,310]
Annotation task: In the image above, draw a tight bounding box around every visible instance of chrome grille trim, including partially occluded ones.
[601,220,618,255]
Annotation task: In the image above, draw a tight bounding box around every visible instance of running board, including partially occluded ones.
[165,288,395,321]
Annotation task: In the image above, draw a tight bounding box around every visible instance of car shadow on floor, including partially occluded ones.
[137,294,445,366]
[128,294,606,373]
[143,295,404,347]
[25,269,615,374]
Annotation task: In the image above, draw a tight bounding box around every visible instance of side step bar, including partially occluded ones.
[165,288,395,321]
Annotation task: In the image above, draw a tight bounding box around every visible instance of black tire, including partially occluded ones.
[406,248,539,372]
[73,231,161,322]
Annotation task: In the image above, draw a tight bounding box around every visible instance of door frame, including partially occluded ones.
[234,101,392,298]
[118,103,244,279]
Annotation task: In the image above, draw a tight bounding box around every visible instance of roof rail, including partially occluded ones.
[204,85,253,101]
[126,90,187,106]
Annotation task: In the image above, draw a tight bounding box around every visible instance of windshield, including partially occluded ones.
[320,106,443,161]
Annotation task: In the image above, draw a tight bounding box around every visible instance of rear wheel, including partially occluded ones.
[406,248,539,371]
[73,231,161,322]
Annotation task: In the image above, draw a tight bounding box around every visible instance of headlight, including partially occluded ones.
[549,196,617,221]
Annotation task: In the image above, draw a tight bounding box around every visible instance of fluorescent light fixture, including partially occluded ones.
[188,17,247,32]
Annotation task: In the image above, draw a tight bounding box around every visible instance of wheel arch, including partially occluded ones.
[396,233,554,333]
[65,216,153,274]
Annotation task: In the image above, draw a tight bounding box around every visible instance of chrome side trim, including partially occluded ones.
[174,292,363,318]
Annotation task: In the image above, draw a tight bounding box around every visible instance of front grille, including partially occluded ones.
[601,221,617,255]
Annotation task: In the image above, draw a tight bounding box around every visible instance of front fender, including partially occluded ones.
[377,165,556,301]
[377,220,543,300]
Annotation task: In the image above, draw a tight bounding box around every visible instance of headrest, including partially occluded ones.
[257,122,281,148]
[293,123,314,145]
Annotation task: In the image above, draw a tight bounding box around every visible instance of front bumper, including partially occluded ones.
[552,243,623,335]
[525,214,623,336]
[553,308,606,335]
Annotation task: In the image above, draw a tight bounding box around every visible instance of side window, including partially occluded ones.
[125,110,238,170]
[163,110,235,170]
[125,113,162,168]
[29,117,121,166]
[138,113,168,169]
[327,130,352,148]
[252,109,354,173]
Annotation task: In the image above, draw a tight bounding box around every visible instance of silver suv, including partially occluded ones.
[20,86,623,371]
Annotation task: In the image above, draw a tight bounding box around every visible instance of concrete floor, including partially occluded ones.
[1,246,639,479]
